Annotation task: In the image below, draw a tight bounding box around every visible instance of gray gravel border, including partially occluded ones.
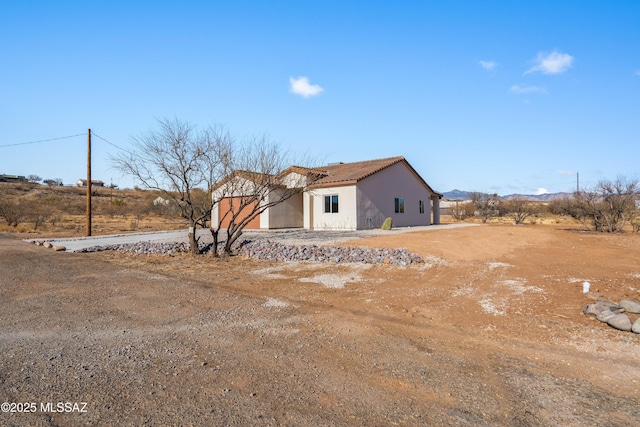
[26,223,478,252]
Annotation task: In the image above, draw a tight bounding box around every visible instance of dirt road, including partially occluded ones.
[1,225,639,426]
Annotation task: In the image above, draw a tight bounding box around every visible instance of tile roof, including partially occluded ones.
[213,156,442,196]
[307,156,404,188]
[211,170,279,192]
[306,156,441,196]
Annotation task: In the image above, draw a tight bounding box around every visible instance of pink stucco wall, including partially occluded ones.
[356,161,433,229]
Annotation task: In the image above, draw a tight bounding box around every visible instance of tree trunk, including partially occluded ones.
[188,224,199,254]
[209,228,219,257]
[224,229,242,254]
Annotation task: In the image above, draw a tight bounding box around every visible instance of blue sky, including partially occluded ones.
[1,1,639,195]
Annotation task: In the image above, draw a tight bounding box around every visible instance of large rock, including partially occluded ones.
[381,217,393,230]
[583,302,614,316]
[53,246,66,252]
[596,310,616,322]
[593,301,624,313]
[619,300,640,314]
[632,318,640,334]
[606,314,632,332]
[43,242,53,249]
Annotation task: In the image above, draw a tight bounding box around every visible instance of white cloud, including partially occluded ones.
[509,85,547,94]
[525,51,574,75]
[479,60,498,70]
[535,187,549,195]
[557,170,575,176]
[289,76,324,98]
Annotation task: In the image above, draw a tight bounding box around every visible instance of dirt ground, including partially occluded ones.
[1,224,639,426]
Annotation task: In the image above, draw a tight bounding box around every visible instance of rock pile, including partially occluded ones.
[584,300,640,333]
[75,239,424,265]
[77,241,190,255]
[237,240,423,265]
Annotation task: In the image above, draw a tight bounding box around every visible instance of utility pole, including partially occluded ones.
[86,128,92,236]
[577,172,579,193]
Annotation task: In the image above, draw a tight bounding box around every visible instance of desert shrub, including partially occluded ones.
[50,214,63,228]
[0,198,50,229]
[554,178,639,232]
[500,197,539,225]
[450,201,475,221]
[55,198,83,215]
[29,207,51,230]
[470,192,500,223]
[40,194,61,205]
[0,199,24,227]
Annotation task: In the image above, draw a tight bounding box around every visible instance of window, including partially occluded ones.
[324,195,339,213]
[394,197,404,213]
[419,200,425,214]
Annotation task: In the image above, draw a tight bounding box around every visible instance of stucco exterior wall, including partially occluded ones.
[280,172,308,189]
[218,197,261,229]
[356,161,432,229]
[307,186,358,230]
[211,176,255,228]
[261,191,303,229]
[303,192,312,229]
[211,198,220,227]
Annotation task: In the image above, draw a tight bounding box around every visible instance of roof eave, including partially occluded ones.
[307,179,358,190]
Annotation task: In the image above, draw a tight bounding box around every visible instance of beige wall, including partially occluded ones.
[261,191,303,229]
[307,186,358,230]
[280,172,309,189]
[356,161,432,229]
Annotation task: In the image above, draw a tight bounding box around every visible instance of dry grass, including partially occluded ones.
[0,182,188,236]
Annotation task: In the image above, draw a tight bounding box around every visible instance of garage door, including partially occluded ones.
[218,197,260,229]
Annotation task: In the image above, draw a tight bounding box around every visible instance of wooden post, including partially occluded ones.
[86,128,92,236]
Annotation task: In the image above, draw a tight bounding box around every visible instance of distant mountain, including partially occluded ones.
[501,192,572,202]
[442,189,470,200]
[442,190,572,201]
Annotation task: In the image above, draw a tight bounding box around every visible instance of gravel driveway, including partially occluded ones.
[27,223,478,252]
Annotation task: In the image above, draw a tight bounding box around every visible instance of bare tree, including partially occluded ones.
[112,118,232,254]
[27,175,42,184]
[470,192,500,223]
[25,200,50,230]
[43,178,63,187]
[210,136,313,255]
[0,200,19,227]
[557,177,639,232]
[500,196,538,225]
[0,199,28,227]
[449,200,474,221]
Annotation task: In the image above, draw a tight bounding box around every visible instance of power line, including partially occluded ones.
[0,133,85,148]
[91,131,131,154]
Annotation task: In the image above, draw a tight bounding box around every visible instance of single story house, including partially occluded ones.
[0,174,27,183]
[76,179,105,187]
[211,156,442,231]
